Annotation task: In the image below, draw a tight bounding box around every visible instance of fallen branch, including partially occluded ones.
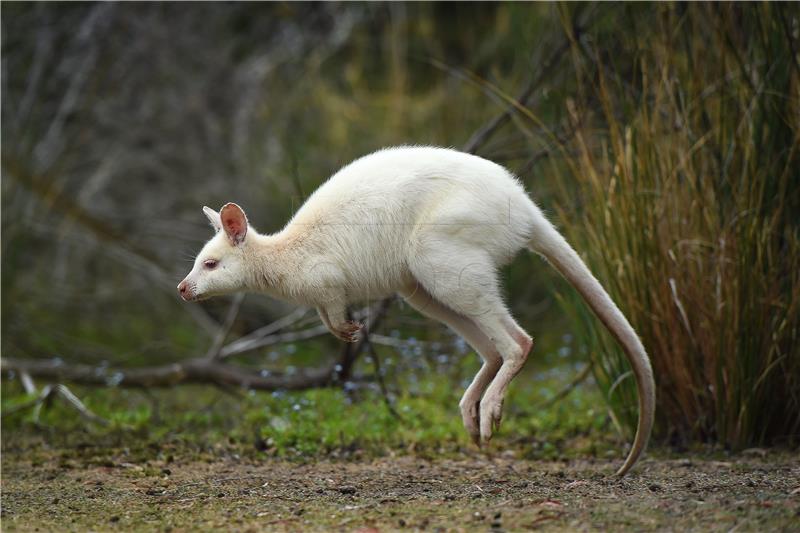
[2,357,338,391]
[1,300,393,392]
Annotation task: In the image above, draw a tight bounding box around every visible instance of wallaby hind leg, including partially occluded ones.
[407,244,533,443]
[452,309,531,443]
[478,315,533,442]
[400,280,501,444]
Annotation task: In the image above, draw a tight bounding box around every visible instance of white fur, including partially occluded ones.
[179,146,655,475]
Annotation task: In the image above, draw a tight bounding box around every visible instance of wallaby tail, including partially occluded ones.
[529,217,655,476]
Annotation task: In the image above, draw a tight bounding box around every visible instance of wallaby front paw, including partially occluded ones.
[333,321,363,343]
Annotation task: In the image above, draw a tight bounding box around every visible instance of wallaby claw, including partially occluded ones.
[472,433,482,447]
[334,320,363,343]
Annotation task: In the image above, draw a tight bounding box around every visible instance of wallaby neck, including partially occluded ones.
[243,230,305,301]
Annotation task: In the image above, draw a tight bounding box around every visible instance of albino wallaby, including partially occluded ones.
[178,146,655,476]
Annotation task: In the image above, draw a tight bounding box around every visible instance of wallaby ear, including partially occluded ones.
[219,202,248,245]
[203,206,222,233]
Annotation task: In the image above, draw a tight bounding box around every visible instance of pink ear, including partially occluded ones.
[219,203,248,245]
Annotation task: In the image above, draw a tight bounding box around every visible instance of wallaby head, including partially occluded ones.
[178,203,252,302]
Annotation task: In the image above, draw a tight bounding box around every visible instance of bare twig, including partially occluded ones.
[365,339,404,421]
[206,293,245,360]
[220,324,329,358]
[218,307,311,358]
[20,371,37,394]
[608,370,633,400]
[531,362,594,411]
[368,334,436,350]
[2,388,50,417]
[30,385,51,423]
[460,26,580,154]
[2,383,109,426]
[54,384,110,426]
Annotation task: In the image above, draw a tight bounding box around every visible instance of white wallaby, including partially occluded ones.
[178,146,655,476]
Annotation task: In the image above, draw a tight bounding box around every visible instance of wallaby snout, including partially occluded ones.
[177,279,194,301]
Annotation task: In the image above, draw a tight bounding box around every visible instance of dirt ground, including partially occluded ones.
[2,449,799,532]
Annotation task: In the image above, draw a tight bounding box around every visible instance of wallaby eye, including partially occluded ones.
[203,259,219,270]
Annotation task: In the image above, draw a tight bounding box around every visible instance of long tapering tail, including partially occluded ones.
[529,216,655,476]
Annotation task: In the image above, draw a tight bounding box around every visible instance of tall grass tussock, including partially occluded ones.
[551,4,799,448]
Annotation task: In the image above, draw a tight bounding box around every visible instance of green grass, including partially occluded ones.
[1,358,614,462]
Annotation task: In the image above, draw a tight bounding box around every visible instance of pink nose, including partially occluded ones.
[177,280,190,300]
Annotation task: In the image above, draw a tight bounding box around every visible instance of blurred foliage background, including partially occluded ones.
[2,2,798,455]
